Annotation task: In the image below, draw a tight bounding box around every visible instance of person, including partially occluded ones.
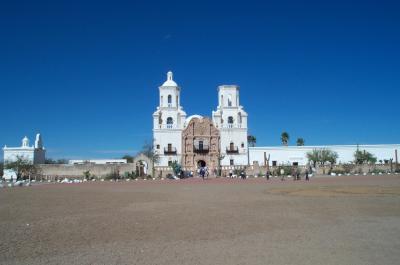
[200,167,205,180]
[240,171,246,179]
[266,171,270,180]
[305,169,309,181]
[229,169,233,178]
[297,171,300,181]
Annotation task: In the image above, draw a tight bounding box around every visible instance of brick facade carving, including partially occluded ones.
[182,117,220,171]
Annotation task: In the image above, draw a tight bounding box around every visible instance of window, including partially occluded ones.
[230,159,234,166]
[199,140,203,151]
[166,117,173,128]
[272,161,277,166]
[168,161,172,166]
[230,142,234,151]
[227,116,234,128]
[156,145,160,149]
[168,143,172,152]
[168,95,172,107]
[241,142,244,148]
[293,162,298,166]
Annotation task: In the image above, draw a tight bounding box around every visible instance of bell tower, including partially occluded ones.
[212,85,248,166]
[153,71,187,166]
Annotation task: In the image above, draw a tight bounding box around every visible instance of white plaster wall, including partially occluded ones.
[4,149,35,164]
[249,145,400,166]
[153,129,182,166]
[220,128,248,166]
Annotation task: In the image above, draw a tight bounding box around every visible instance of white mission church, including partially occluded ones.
[153,71,399,171]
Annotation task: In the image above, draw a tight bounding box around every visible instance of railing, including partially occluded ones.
[221,124,243,129]
[164,147,177,154]
[226,146,239,154]
[157,124,177,129]
[194,144,209,152]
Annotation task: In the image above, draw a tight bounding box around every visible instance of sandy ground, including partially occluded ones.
[1,175,400,265]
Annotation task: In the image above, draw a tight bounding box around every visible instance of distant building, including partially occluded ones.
[3,134,46,164]
[68,159,127,165]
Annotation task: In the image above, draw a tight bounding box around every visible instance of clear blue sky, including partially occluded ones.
[1,0,399,160]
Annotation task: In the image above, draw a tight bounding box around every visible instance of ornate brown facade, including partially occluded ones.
[182,117,220,171]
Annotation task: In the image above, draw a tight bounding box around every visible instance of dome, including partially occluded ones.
[184,115,203,127]
[22,136,30,147]
[162,71,178,87]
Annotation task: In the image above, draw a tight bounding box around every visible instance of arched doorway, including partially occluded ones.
[197,160,206,168]
[136,160,148,177]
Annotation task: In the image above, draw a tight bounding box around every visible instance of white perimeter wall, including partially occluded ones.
[249,144,400,166]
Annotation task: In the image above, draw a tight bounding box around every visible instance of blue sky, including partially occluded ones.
[1,0,399,160]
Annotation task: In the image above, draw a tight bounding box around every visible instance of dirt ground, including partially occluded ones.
[1,175,400,265]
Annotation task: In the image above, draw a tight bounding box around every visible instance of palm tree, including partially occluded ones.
[296,138,305,146]
[281,132,289,146]
[247,135,256,166]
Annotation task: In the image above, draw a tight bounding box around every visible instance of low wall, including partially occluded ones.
[38,164,136,179]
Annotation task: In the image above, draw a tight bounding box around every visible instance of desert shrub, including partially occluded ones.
[105,170,120,180]
[330,168,345,175]
[276,165,293,176]
[342,164,355,174]
[371,168,386,174]
[123,171,137,179]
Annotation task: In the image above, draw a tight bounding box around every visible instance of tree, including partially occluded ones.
[296,138,305,146]
[122,155,134,163]
[247,135,256,147]
[306,148,338,174]
[4,156,39,181]
[281,132,289,146]
[306,149,320,167]
[354,149,377,165]
[170,161,182,177]
[319,148,338,167]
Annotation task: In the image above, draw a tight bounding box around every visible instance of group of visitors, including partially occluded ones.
[225,168,311,181]
[228,170,246,179]
[279,168,310,181]
[198,166,209,180]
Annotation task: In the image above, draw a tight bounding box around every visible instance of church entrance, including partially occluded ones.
[197,160,206,168]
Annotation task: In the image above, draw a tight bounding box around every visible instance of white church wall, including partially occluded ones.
[249,144,400,166]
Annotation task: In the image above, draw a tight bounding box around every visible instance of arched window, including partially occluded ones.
[228,95,232,107]
[221,95,224,106]
[167,95,172,107]
[238,112,242,126]
[227,116,234,128]
[166,117,173,128]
